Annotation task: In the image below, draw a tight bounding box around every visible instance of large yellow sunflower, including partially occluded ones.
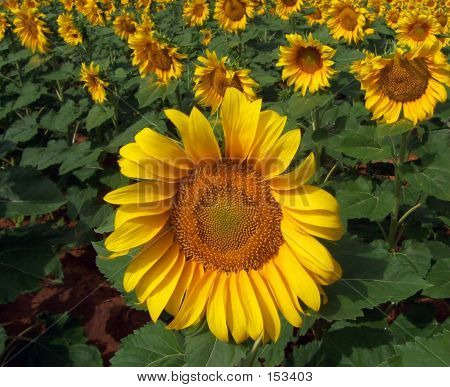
[351,43,450,124]
[113,12,138,41]
[57,13,83,46]
[103,87,343,343]
[80,62,109,104]
[396,10,440,49]
[0,13,8,41]
[274,0,303,21]
[327,0,374,44]
[128,33,185,84]
[193,50,258,112]
[277,33,336,95]
[183,0,210,27]
[12,8,49,54]
[214,0,255,33]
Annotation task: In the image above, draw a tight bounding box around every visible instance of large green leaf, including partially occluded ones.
[86,104,115,131]
[423,258,450,299]
[111,322,185,367]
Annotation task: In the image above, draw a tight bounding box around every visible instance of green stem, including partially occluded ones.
[387,131,409,249]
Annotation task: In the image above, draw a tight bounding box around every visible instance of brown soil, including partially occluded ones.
[0,245,150,366]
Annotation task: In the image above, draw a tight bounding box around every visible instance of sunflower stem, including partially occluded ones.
[387,131,409,249]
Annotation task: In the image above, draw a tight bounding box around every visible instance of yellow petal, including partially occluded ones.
[104,181,177,205]
[248,270,281,342]
[283,210,343,241]
[164,108,189,138]
[147,252,185,322]
[206,272,228,342]
[114,201,172,229]
[165,260,197,316]
[123,231,174,292]
[168,270,217,330]
[105,213,169,252]
[135,127,193,170]
[273,185,339,213]
[118,158,156,180]
[226,272,248,343]
[269,152,316,190]
[135,243,180,303]
[237,271,264,340]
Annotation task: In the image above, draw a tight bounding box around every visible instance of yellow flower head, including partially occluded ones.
[396,10,440,49]
[253,0,266,16]
[274,0,303,21]
[193,50,258,112]
[2,0,20,12]
[103,87,343,343]
[183,0,210,27]
[59,0,75,11]
[13,8,49,54]
[57,13,83,46]
[113,12,138,41]
[80,0,105,26]
[80,62,109,104]
[0,12,8,41]
[327,0,374,44]
[385,7,401,30]
[214,0,255,33]
[200,27,212,45]
[351,43,450,124]
[128,33,185,84]
[305,1,327,26]
[277,33,337,95]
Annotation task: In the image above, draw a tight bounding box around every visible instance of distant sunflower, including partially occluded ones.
[13,8,49,54]
[136,0,152,10]
[253,0,266,15]
[327,0,374,44]
[351,43,450,124]
[128,33,185,84]
[193,50,258,112]
[305,1,327,26]
[274,0,303,21]
[200,27,212,45]
[214,0,254,33]
[385,7,401,30]
[81,0,105,26]
[2,0,19,12]
[57,13,83,46]
[183,0,210,26]
[113,13,138,41]
[277,33,336,95]
[0,13,8,41]
[103,87,343,343]
[396,11,440,49]
[80,62,109,104]
[435,9,449,46]
[60,0,75,11]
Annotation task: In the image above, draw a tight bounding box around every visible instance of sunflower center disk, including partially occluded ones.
[282,0,298,6]
[170,162,284,272]
[193,5,205,17]
[224,0,246,22]
[339,7,358,31]
[151,46,173,71]
[380,58,430,102]
[409,22,429,41]
[297,47,323,73]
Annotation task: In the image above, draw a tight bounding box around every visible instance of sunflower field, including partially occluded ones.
[0,0,449,369]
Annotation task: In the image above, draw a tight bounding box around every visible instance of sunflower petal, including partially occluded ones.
[270,152,316,190]
[206,272,228,342]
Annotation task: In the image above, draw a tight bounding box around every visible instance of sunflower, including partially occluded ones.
[113,12,137,41]
[277,33,336,95]
[305,0,327,26]
[57,13,83,46]
[396,10,440,49]
[2,0,19,12]
[274,0,303,21]
[136,0,152,10]
[193,50,258,112]
[80,62,109,104]
[351,43,450,124]
[214,0,255,33]
[128,33,185,84]
[0,13,8,41]
[327,0,374,44]
[60,0,75,11]
[12,8,49,54]
[183,0,210,26]
[80,0,105,26]
[253,0,266,15]
[103,87,343,343]
[435,8,449,46]
[385,7,401,30]
[200,27,212,45]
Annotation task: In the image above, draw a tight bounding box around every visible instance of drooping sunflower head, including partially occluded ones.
[80,62,109,104]
[12,7,49,54]
[113,12,138,41]
[200,27,212,45]
[277,33,336,95]
[214,0,255,33]
[193,50,258,112]
[128,33,185,84]
[396,10,440,49]
[0,13,8,41]
[80,0,105,26]
[183,0,210,27]
[327,0,373,44]
[103,88,343,343]
[351,43,450,124]
[274,0,303,21]
[57,13,83,46]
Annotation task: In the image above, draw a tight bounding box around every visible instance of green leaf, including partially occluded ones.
[13,82,43,110]
[291,340,322,366]
[390,240,432,278]
[256,318,294,366]
[40,99,87,133]
[423,258,450,299]
[387,330,450,366]
[86,104,115,131]
[287,93,331,119]
[333,48,365,71]
[0,167,66,217]
[111,322,185,367]
[184,328,247,366]
[135,77,167,108]
[336,177,395,221]
[319,237,430,321]
[58,142,101,175]
[376,120,414,138]
[3,112,39,143]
